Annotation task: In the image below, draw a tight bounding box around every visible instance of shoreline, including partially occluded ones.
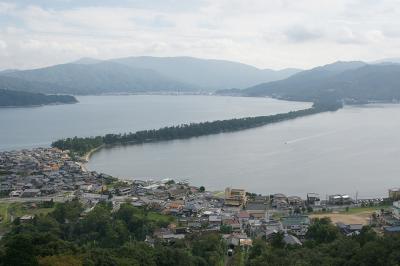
[0,101,78,109]
[81,144,104,171]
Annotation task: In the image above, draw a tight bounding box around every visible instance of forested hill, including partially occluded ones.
[0,56,301,94]
[1,61,195,95]
[218,61,400,104]
[52,101,342,156]
[0,89,77,107]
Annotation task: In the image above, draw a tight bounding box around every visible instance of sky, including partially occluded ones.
[0,0,400,70]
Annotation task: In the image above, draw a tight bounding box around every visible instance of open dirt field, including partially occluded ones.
[310,211,373,225]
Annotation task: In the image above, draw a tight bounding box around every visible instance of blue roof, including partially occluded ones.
[384,226,400,232]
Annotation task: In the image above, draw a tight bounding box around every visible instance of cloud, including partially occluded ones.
[284,26,323,43]
[0,0,400,70]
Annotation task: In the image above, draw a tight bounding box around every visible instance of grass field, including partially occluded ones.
[147,211,175,224]
[0,202,55,233]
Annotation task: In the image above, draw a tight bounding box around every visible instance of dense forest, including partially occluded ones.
[0,89,77,107]
[0,200,226,266]
[52,101,342,156]
[1,201,400,265]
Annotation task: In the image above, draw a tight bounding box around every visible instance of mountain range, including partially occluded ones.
[0,56,301,95]
[2,56,400,104]
[219,61,400,103]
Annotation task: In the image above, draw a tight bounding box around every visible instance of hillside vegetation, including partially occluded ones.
[0,89,77,107]
[1,201,400,265]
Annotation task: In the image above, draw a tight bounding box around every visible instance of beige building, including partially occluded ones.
[389,188,400,201]
[225,187,247,206]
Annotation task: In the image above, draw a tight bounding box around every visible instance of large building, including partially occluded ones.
[389,188,400,201]
[328,194,352,205]
[224,187,247,206]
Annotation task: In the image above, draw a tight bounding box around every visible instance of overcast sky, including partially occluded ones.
[0,0,400,70]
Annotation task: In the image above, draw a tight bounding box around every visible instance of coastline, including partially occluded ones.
[81,144,104,171]
[0,101,78,109]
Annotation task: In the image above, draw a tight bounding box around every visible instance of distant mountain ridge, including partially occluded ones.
[2,61,194,95]
[109,56,301,91]
[219,61,400,103]
[3,57,400,102]
[0,56,301,95]
[0,75,72,94]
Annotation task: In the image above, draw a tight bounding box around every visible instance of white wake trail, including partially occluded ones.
[285,131,338,144]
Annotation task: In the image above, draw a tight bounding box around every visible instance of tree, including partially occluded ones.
[38,255,82,266]
[199,186,205,192]
[2,234,38,266]
[270,232,285,249]
[192,234,226,266]
[306,217,339,244]
[220,224,232,234]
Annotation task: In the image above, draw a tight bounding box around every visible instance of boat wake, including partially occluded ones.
[285,131,338,144]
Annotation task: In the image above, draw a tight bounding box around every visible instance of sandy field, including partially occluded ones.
[310,211,373,225]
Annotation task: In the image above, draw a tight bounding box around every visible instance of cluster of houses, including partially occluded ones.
[112,181,400,247]
[108,181,361,247]
[3,147,400,247]
[0,148,111,198]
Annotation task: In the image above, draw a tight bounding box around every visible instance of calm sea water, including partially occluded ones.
[87,103,400,198]
[0,95,309,151]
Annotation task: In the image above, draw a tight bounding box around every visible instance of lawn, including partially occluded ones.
[340,206,387,214]
[0,202,55,232]
[147,211,175,224]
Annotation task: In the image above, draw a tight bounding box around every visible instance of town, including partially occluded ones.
[1,147,400,249]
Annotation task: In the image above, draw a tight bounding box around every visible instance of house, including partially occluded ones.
[153,228,185,242]
[209,215,222,226]
[281,215,310,237]
[20,215,34,222]
[117,187,131,196]
[162,234,185,241]
[392,201,400,220]
[272,193,287,201]
[307,193,321,206]
[168,188,187,200]
[247,219,264,238]
[283,234,302,246]
[272,193,288,209]
[239,238,253,247]
[164,201,184,215]
[21,189,41,198]
[287,196,303,207]
[222,218,241,232]
[225,233,249,247]
[246,201,267,218]
[384,226,400,236]
[336,223,363,236]
[224,187,247,206]
[9,190,22,197]
[272,199,288,209]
